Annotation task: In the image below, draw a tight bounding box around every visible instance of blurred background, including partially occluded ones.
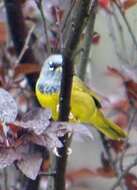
[0,0,137,190]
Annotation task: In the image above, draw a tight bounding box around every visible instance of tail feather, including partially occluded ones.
[90,110,127,140]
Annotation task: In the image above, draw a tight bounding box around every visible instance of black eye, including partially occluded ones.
[49,61,57,71]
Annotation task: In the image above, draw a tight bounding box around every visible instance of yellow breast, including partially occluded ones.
[36,79,96,123]
[36,89,59,120]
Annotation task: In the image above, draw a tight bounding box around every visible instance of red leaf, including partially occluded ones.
[41,159,50,171]
[112,99,129,112]
[115,113,128,127]
[8,123,21,134]
[108,140,125,153]
[126,80,137,101]
[124,0,137,9]
[51,6,64,23]
[0,22,7,45]
[125,173,137,190]
[107,66,126,80]
[92,32,101,44]
[99,0,109,8]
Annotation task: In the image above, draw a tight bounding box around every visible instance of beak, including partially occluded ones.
[56,65,62,72]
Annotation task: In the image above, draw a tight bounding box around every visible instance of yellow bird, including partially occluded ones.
[36,54,127,140]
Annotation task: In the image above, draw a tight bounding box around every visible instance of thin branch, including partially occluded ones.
[4,0,39,90]
[119,109,137,171]
[54,1,91,190]
[61,0,76,32]
[35,0,51,55]
[39,171,56,176]
[15,24,35,66]
[108,7,130,65]
[112,157,137,190]
[3,168,8,190]
[78,0,98,80]
[114,0,137,50]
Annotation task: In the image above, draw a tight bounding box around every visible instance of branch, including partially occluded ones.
[4,0,38,90]
[78,0,98,80]
[4,168,8,190]
[15,24,36,66]
[61,0,76,32]
[54,1,91,190]
[34,0,51,55]
[112,157,137,190]
[114,0,137,51]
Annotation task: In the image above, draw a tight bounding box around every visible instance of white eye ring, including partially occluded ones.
[49,60,53,67]
[49,61,54,71]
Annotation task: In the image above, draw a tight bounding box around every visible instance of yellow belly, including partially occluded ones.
[36,87,96,123]
[36,89,59,120]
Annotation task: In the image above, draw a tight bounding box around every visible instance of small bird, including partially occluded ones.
[36,54,127,140]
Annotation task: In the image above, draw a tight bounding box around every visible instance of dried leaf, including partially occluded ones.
[51,6,64,23]
[0,22,7,44]
[16,114,92,151]
[114,113,128,127]
[99,0,109,8]
[108,140,125,153]
[107,66,126,80]
[125,173,137,190]
[70,124,94,140]
[50,122,93,140]
[124,0,137,9]
[126,80,137,101]
[0,88,18,123]
[41,159,50,171]
[15,64,41,77]
[66,167,115,183]
[0,148,22,169]
[18,108,51,135]
[92,32,101,44]
[121,64,137,83]
[29,133,63,150]
[107,65,137,83]
[17,154,42,180]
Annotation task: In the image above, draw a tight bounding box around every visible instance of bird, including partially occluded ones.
[35,54,127,140]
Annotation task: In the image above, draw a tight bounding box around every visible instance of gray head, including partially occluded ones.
[37,54,63,94]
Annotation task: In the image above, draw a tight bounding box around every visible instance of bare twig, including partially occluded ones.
[112,157,137,190]
[119,109,137,171]
[107,7,130,65]
[78,0,98,80]
[61,0,76,32]
[39,171,56,176]
[114,0,137,50]
[3,168,8,190]
[109,108,137,190]
[4,0,39,90]
[35,0,51,55]
[54,7,64,51]
[15,24,35,66]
